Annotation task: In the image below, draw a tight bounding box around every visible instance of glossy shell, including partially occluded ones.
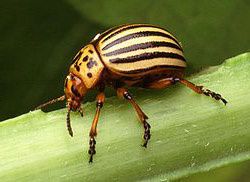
[70,24,187,88]
[95,24,186,76]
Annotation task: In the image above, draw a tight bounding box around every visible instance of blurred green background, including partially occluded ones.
[1,0,249,121]
[0,0,249,181]
[0,0,250,121]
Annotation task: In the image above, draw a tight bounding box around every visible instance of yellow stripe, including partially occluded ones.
[100,26,173,49]
[109,58,186,72]
[101,36,179,55]
[99,24,131,42]
[97,24,186,76]
[103,47,184,60]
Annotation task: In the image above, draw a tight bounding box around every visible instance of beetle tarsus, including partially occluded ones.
[142,120,151,148]
[88,137,96,163]
[178,79,227,105]
[202,88,228,105]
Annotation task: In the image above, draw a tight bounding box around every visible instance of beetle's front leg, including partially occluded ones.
[88,92,105,163]
[117,88,151,148]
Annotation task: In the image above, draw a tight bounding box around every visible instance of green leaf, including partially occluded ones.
[178,160,250,182]
[1,53,250,181]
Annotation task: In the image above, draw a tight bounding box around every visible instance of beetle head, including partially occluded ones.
[64,73,87,113]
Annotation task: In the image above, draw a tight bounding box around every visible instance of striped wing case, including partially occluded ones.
[95,24,187,76]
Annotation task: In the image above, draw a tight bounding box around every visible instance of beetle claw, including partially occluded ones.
[202,88,228,105]
[78,107,84,117]
[142,121,151,148]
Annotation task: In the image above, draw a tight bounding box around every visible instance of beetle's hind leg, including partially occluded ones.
[145,77,227,105]
[117,88,151,148]
[178,78,227,105]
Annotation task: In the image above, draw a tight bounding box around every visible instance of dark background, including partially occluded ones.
[1,0,249,121]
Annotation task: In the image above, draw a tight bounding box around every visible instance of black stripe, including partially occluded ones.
[102,31,182,51]
[119,65,184,74]
[109,52,186,63]
[101,24,178,43]
[94,24,126,43]
[102,24,152,43]
[103,41,182,57]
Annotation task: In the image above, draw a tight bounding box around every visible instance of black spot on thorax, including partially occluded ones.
[87,58,98,69]
[82,56,88,62]
[75,65,80,72]
[87,73,92,78]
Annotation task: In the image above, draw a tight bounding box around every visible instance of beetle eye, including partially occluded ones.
[70,74,75,80]
[71,86,81,97]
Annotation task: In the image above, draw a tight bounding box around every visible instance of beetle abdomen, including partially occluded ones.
[96,24,187,76]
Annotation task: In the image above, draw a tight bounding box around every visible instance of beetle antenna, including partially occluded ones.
[66,102,74,137]
[35,95,65,110]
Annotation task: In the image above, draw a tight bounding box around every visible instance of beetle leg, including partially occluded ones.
[117,88,151,148]
[88,92,105,163]
[144,77,227,105]
[143,78,174,89]
[178,78,227,105]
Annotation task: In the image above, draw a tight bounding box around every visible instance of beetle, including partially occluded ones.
[36,24,227,163]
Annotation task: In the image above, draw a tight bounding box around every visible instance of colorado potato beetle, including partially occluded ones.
[36,24,227,163]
